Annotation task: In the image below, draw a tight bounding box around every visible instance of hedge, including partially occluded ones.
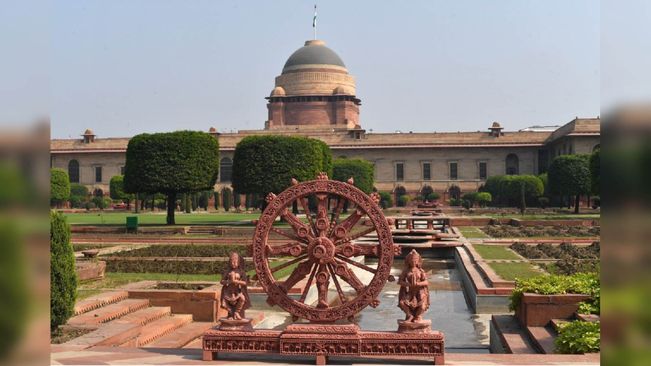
[105,258,253,275]
[378,192,393,208]
[483,175,543,207]
[555,321,600,354]
[50,211,77,330]
[107,244,249,258]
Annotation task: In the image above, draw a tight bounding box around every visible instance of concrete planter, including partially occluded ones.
[516,293,591,327]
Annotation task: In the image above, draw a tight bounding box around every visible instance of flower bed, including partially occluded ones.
[482,225,599,238]
[510,242,600,275]
[104,257,253,275]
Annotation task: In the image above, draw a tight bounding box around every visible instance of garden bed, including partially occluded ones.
[103,244,250,258]
[510,242,600,275]
[482,225,599,238]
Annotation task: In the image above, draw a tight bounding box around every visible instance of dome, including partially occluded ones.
[83,129,94,135]
[491,121,502,128]
[270,86,286,97]
[208,127,217,133]
[282,40,346,73]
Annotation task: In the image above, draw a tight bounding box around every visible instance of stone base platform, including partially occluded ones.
[203,323,444,365]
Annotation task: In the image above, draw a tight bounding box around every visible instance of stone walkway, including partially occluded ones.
[51,346,600,365]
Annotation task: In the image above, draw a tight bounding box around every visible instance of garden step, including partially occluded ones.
[144,321,213,348]
[73,291,129,315]
[63,321,142,348]
[182,337,203,349]
[67,299,150,327]
[526,326,557,354]
[115,306,171,326]
[491,315,537,354]
[122,314,193,347]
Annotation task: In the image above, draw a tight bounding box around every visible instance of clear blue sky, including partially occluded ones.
[5,1,602,138]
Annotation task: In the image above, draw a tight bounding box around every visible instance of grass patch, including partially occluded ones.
[473,245,520,260]
[488,262,541,281]
[459,227,490,239]
[62,212,260,226]
[490,214,600,220]
[78,272,220,291]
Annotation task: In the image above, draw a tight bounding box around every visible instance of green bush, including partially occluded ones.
[589,149,599,195]
[105,258,252,275]
[92,196,106,209]
[461,199,472,209]
[109,175,134,206]
[538,197,550,208]
[84,201,96,210]
[509,272,599,314]
[555,321,600,354]
[476,192,492,207]
[50,168,70,206]
[548,154,591,213]
[462,192,479,207]
[332,158,375,193]
[70,183,89,198]
[420,185,434,198]
[108,244,249,258]
[449,198,461,206]
[222,188,232,211]
[397,194,411,207]
[50,211,77,331]
[483,175,544,207]
[378,192,393,209]
[0,221,28,358]
[426,192,440,201]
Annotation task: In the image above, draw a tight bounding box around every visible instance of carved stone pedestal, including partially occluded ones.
[218,318,253,331]
[398,319,432,334]
[202,323,445,364]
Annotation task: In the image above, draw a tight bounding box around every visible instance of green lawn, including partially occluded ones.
[488,262,541,281]
[63,211,259,225]
[472,244,521,260]
[459,227,490,239]
[489,214,600,220]
[77,272,220,299]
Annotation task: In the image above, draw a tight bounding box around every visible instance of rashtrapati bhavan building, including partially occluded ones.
[51,39,600,202]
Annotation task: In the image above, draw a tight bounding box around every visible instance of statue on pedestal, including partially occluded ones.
[397,249,431,332]
[220,252,251,325]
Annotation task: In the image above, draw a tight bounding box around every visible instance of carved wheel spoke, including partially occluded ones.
[335,254,378,274]
[270,226,309,244]
[279,208,314,241]
[266,242,306,257]
[335,226,377,246]
[280,259,313,293]
[269,255,308,276]
[298,262,318,304]
[327,263,348,305]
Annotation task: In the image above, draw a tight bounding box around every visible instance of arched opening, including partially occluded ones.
[593,144,600,152]
[394,186,407,206]
[448,185,461,200]
[68,160,80,183]
[505,154,519,175]
[420,185,434,200]
[220,157,233,183]
[93,188,103,197]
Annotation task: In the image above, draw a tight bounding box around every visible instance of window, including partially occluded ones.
[505,154,519,175]
[422,162,431,180]
[120,166,125,175]
[449,162,458,180]
[479,162,487,180]
[68,160,79,183]
[396,163,404,181]
[220,157,233,182]
[95,166,102,183]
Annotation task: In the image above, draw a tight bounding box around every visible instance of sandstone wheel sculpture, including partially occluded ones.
[251,173,397,323]
[253,173,399,322]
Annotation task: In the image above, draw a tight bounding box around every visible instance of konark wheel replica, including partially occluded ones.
[252,172,398,322]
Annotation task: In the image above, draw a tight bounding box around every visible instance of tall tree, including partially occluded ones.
[231,135,333,202]
[50,211,77,331]
[548,155,591,214]
[589,148,600,196]
[50,168,70,207]
[332,158,375,193]
[123,131,219,224]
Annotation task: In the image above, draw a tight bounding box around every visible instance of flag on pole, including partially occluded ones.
[313,4,317,28]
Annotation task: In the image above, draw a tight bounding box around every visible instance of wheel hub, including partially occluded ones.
[308,237,335,264]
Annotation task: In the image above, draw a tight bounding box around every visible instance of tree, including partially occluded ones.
[378,191,393,209]
[590,149,600,195]
[231,135,333,203]
[50,169,70,207]
[222,187,232,211]
[483,175,543,207]
[109,175,134,209]
[50,211,77,331]
[332,158,375,193]
[548,155,591,214]
[123,131,220,224]
[476,192,492,207]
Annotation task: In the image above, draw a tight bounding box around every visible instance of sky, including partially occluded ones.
[3,1,604,138]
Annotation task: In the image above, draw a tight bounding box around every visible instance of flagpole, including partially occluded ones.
[313,4,317,40]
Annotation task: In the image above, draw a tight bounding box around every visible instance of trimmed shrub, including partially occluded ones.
[70,183,89,198]
[50,168,70,206]
[124,130,220,224]
[378,192,393,209]
[449,198,461,206]
[50,211,77,331]
[538,197,550,208]
[0,221,28,357]
[332,158,375,193]
[548,154,591,213]
[108,244,249,258]
[426,192,440,201]
[476,192,492,207]
[397,195,411,207]
[222,188,232,211]
[231,135,332,197]
[105,258,253,275]
[109,175,134,207]
[483,175,544,207]
[555,321,600,354]
[509,272,599,314]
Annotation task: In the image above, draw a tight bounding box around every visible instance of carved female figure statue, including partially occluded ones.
[398,249,430,322]
[220,252,251,320]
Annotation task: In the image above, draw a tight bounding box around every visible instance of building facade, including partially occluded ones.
[50,40,600,201]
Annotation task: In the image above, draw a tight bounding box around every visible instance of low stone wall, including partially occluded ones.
[75,260,106,281]
[515,293,591,327]
[127,289,225,321]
